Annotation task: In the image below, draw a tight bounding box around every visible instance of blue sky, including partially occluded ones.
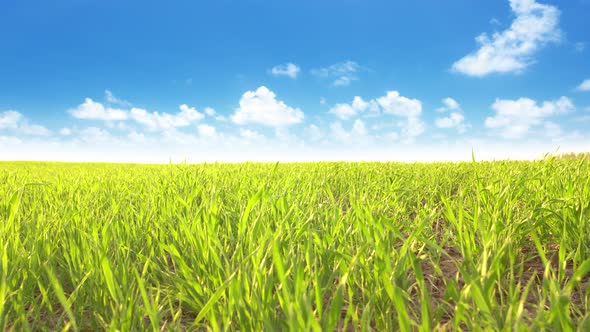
[1,0,589,162]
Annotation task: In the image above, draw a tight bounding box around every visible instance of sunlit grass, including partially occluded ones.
[0,158,589,330]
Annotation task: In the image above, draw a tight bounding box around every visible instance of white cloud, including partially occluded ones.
[384,132,400,142]
[72,96,208,132]
[179,104,205,120]
[329,119,369,143]
[330,122,351,142]
[329,104,356,120]
[130,104,204,131]
[352,96,371,112]
[441,97,460,111]
[239,128,264,140]
[0,135,21,144]
[352,119,367,136]
[0,110,52,136]
[333,76,353,87]
[127,131,146,143]
[435,98,468,133]
[436,113,466,132]
[304,124,323,142]
[377,91,422,117]
[20,123,52,136]
[109,121,131,131]
[575,42,586,53]
[197,124,217,138]
[0,111,22,129]
[270,63,300,79]
[105,90,131,106]
[70,98,129,121]
[544,121,561,137]
[329,97,366,120]
[576,79,590,91]
[376,91,425,142]
[485,96,573,138]
[330,92,421,120]
[231,86,304,127]
[490,18,501,26]
[328,90,425,142]
[59,128,72,136]
[402,117,425,143]
[79,127,114,143]
[311,61,363,86]
[452,0,561,76]
[160,129,199,145]
[204,107,216,116]
[274,127,300,145]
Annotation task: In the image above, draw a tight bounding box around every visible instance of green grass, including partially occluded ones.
[0,158,589,331]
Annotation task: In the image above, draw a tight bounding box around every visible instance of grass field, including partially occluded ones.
[1,158,589,331]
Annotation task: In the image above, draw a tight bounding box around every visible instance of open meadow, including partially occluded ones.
[1,159,589,331]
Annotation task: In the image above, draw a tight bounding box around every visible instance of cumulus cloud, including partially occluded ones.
[436,113,466,132]
[204,107,216,116]
[376,91,425,142]
[576,79,590,92]
[329,92,422,120]
[71,95,208,133]
[127,131,147,143]
[270,63,300,79]
[328,90,425,142]
[274,127,300,145]
[0,111,22,129]
[377,91,422,118]
[485,96,573,138]
[401,117,426,142]
[328,104,357,120]
[130,104,204,131]
[452,0,561,76]
[543,121,561,137]
[438,97,461,112]
[70,98,128,121]
[197,124,217,138]
[204,107,227,122]
[59,128,72,136]
[311,61,363,86]
[304,124,323,142]
[0,110,52,136]
[435,98,468,133]
[352,119,367,136]
[328,96,373,120]
[159,129,200,145]
[79,126,115,143]
[231,86,304,127]
[20,124,52,136]
[239,128,264,140]
[329,119,370,143]
[330,122,351,142]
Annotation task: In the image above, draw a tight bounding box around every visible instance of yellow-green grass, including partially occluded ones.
[1,159,589,331]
